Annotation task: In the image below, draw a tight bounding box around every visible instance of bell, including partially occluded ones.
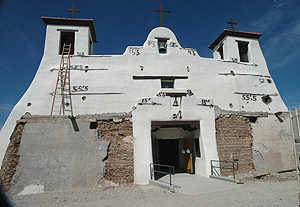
[158,42,167,53]
[172,97,179,107]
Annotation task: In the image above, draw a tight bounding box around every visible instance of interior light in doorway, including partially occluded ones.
[186,148,190,154]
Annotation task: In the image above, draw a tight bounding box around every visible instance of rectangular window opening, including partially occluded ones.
[90,122,97,129]
[60,32,75,55]
[237,41,249,62]
[217,44,224,60]
[161,79,174,88]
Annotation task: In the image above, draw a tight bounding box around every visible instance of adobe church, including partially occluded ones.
[0,5,294,195]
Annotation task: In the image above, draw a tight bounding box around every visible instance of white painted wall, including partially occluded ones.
[133,94,219,184]
[0,24,288,170]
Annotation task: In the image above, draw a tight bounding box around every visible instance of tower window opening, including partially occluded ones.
[156,38,169,54]
[237,41,249,62]
[88,38,93,55]
[217,44,224,60]
[161,79,174,88]
[60,32,75,55]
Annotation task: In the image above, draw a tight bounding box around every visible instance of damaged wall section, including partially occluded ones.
[7,114,112,196]
[215,115,255,176]
[0,122,25,191]
[2,112,133,195]
[251,113,294,173]
[215,112,294,177]
[97,119,133,185]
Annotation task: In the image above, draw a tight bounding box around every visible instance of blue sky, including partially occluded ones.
[0,0,300,130]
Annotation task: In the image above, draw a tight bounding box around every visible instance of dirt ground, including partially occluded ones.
[8,171,300,207]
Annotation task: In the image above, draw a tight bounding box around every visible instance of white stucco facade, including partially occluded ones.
[0,17,288,184]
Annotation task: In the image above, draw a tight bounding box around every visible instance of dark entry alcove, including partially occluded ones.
[157,139,180,169]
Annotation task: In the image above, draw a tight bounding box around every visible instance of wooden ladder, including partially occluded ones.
[50,43,73,116]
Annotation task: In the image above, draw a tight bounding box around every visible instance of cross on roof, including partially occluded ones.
[227,18,237,31]
[153,3,170,27]
[67,4,80,19]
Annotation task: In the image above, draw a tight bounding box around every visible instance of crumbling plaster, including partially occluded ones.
[251,113,295,173]
[8,116,109,196]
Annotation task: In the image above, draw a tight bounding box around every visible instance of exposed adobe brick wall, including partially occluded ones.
[97,119,133,184]
[215,115,255,176]
[0,122,25,191]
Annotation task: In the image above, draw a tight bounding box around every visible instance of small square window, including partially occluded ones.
[161,80,174,88]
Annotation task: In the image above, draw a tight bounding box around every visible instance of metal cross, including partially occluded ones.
[153,3,170,27]
[67,4,80,19]
[227,18,237,31]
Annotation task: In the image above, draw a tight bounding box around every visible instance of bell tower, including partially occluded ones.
[41,17,97,57]
[208,29,267,67]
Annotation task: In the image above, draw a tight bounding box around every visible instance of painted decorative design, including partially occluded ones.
[137,97,161,106]
[241,94,257,101]
[259,78,272,84]
[128,48,140,56]
[156,92,166,97]
[142,98,151,103]
[186,89,194,96]
[187,49,196,56]
[71,86,88,92]
[169,42,178,47]
[71,65,83,70]
[147,40,156,48]
[198,99,213,107]
[173,110,182,119]
[219,72,270,78]
[235,92,278,96]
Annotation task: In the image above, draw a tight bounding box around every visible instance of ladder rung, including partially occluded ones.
[51,45,72,116]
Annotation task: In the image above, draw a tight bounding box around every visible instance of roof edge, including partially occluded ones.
[41,16,97,43]
[208,29,262,50]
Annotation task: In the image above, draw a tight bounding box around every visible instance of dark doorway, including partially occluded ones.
[157,139,180,169]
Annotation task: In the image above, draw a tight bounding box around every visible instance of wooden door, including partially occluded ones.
[183,138,193,173]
